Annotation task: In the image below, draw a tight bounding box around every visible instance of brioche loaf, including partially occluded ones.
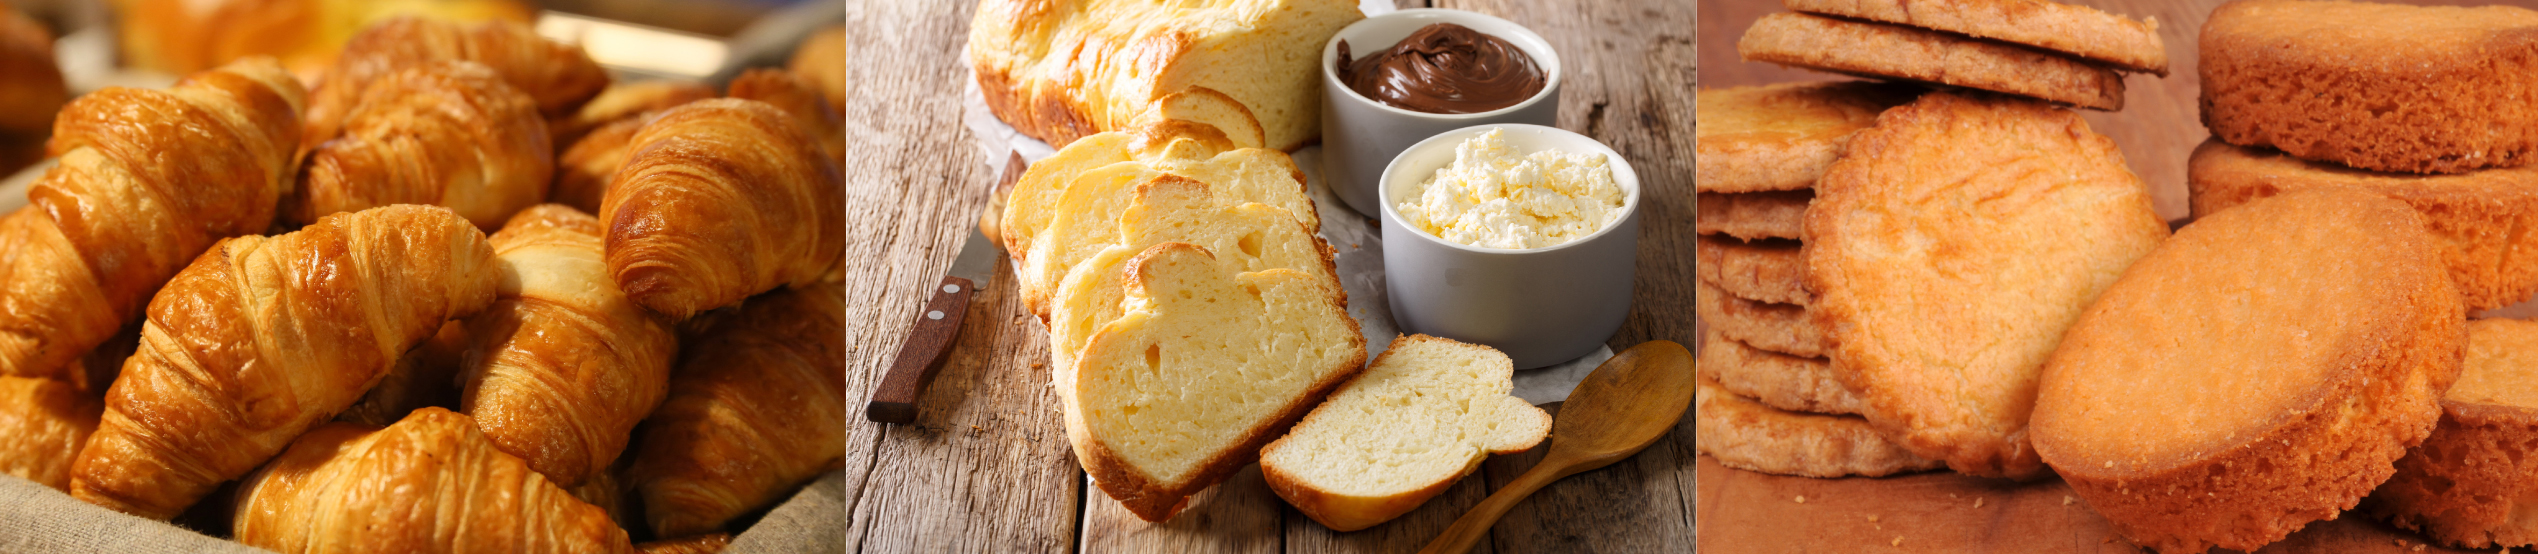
[968,0,1362,151]
[1259,335,1548,532]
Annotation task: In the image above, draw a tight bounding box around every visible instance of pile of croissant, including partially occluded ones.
[0,16,847,553]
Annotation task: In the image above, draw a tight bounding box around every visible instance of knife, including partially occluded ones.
[867,152,1025,423]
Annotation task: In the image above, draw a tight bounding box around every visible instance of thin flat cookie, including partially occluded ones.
[1738,13,2127,111]
[1696,235,1810,306]
[1784,0,2168,75]
[1696,279,1830,359]
[1696,81,1921,193]
[1695,373,1941,478]
[1696,190,1810,241]
[1701,330,1864,415]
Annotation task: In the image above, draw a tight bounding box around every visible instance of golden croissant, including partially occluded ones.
[550,82,717,215]
[234,407,634,553]
[302,16,607,152]
[549,80,716,151]
[70,204,499,519]
[599,98,843,320]
[459,204,677,488]
[0,375,100,491]
[628,284,845,538]
[293,60,552,230]
[336,321,468,428]
[0,58,303,390]
[726,68,842,162]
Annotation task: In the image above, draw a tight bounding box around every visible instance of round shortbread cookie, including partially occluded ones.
[2371,318,2538,549]
[1696,81,1920,193]
[1784,0,2168,75]
[1695,235,1809,306]
[1737,13,2127,111]
[2200,0,2538,174]
[1805,91,2167,480]
[1695,279,1829,359]
[2189,139,2538,312]
[1700,330,1862,416]
[2033,189,2464,554]
[1695,372,1940,478]
[1695,190,1809,242]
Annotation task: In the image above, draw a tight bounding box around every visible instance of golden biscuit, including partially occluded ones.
[1700,330,1862,416]
[2189,139,2538,311]
[1784,0,2169,75]
[1696,235,1809,306]
[1695,81,1919,193]
[2370,318,2538,549]
[2033,189,2464,553]
[1738,13,2127,110]
[2200,0,2538,174]
[1695,373,1940,478]
[1805,91,2166,479]
[1695,190,1809,241]
[1696,280,1829,359]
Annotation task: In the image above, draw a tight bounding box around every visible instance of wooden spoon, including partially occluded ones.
[1417,340,1696,554]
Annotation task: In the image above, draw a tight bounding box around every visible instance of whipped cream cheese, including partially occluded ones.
[1396,129,1625,249]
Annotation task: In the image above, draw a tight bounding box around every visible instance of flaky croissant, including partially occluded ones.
[726,68,842,162]
[234,407,634,553]
[627,283,845,538]
[292,60,552,230]
[0,375,100,491]
[0,58,304,389]
[302,16,607,152]
[459,204,676,488]
[336,321,468,428]
[550,82,718,215]
[69,204,499,519]
[600,98,843,320]
[557,73,836,218]
[549,80,716,150]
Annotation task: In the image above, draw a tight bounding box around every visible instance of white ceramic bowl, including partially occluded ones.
[1320,8,1561,217]
[1378,124,1639,369]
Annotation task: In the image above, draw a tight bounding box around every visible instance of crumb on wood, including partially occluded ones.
[2063,495,2076,506]
[1866,514,1879,522]
[1891,537,1902,547]
[1794,495,1805,504]
[1972,497,1984,508]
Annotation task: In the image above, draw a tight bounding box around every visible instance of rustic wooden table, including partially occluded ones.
[837,1,1694,552]
[1696,0,2530,552]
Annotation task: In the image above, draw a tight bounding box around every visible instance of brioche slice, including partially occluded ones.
[1695,81,1920,193]
[1695,235,1809,306]
[1007,125,1316,316]
[1695,372,1940,478]
[1072,243,1365,522]
[1695,190,1810,241]
[1260,335,1549,532]
[1738,13,2127,110]
[1700,330,1863,416]
[1694,280,1829,359]
[2371,318,2538,549]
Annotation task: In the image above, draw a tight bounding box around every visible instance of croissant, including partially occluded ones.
[0,58,303,389]
[627,283,845,538]
[459,204,676,488]
[336,321,468,428]
[233,407,634,553]
[0,6,66,136]
[636,534,730,554]
[292,60,552,230]
[558,73,837,218]
[69,204,499,519]
[549,80,716,150]
[551,82,718,215]
[600,98,843,320]
[0,375,100,491]
[789,26,844,114]
[726,68,842,162]
[302,16,607,152]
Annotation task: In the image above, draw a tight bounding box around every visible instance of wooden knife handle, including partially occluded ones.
[867,274,976,423]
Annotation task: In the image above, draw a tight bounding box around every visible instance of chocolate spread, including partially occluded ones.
[1337,23,1547,114]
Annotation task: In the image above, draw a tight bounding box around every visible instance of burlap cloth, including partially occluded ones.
[0,470,846,553]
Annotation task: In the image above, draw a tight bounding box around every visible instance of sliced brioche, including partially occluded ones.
[1024,149,1315,315]
[1700,331,1862,416]
[1695,373,1940,478]
[1695,81,1920,193]
[1072,243,1365,522]
[1260,335,1549,532]
[2371,318,2538,549]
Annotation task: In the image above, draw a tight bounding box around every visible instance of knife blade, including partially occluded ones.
[867,152,1025,423]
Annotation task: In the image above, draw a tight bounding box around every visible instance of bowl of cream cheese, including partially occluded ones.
[1378,123,1639,369]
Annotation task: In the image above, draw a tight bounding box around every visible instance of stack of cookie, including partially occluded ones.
[1691,80,1937,478]
[1735,0,2167,111]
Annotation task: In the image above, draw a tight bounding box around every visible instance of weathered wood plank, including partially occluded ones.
[1081,467,1284,554]
[1473,402,1695,553]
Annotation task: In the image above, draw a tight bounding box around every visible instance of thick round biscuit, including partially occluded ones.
[2032,189,2464,554]
[1695,279,1829,359]
[1695,235,1809,306]
[2370,318,2538,549]
[1805,91,2167,480]
[1695,190,1809,242]
[1737,13,2127,111]
[2200,0,2538,174]
[1695,81,1919,193]
[1694,373,1940,478]
[2189,139,2538,311]
[1785,0,2169,75]
[1700,330,1862,416]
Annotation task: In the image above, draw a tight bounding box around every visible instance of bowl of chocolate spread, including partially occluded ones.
[1320,9,1561,216]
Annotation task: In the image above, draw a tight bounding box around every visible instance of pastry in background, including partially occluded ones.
[292,60,552,231]
[1260,335,1549,532]
[548,80,716,151]
[70,205,499,520]
[600,98,842,320]
[789,25,844,113]
[303,16,607,153]
[1693,190,1807,241]
[0,6,65,176]
[2034,189,2463,553]
[1738,13,2127,110]
[1782,0,2169,75]
[2372,318,2538,549]
[628,284,845,538]
[113,0,535,79]
[1695,368,1940,479]
[2200,0,2538,174]
[967,0,1364,151]
[727,68,842,162]
[0,58,304,390]
[0,375,100,491]
[233,408,633,553]
[336,322,468,428]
